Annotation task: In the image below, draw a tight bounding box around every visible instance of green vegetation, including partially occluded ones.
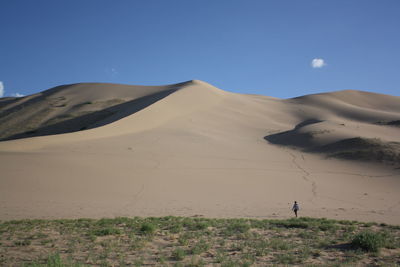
[171,248,186,261]
[1,217,399,266]
[91,227,121,236]
[23,253,87,267]
[139,222,156,235]
[351,231,387,252]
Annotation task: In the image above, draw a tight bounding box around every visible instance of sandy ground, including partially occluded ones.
[0,80,399,224]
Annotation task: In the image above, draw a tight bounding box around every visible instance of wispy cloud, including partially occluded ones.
[105,67,119,78]
[111,68,118,76]
[0,81,4,97]
[311,58,326,68]
[11,92,24,97]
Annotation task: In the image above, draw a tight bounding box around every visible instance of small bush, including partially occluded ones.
[184,220,210,231]
[96,218,115,227]
[171,248,186,261]
[46,254,63,266]
[191,239,210,255]
[225,221,250,234]
[140,222,156,235]
[14,240,31,246]
[269,238,292,250]
[272,219,308,229]
[351,231,386,252]
[92,227,121,236]
[298,231,315,239]
[274,253,296,264]
[169,223,183,233]
[194,221,209,230]
[318,223,338,232]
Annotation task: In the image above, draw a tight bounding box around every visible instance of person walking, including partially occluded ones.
[292,201,299,217]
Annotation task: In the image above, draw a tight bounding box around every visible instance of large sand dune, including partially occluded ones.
[0,80,399,223]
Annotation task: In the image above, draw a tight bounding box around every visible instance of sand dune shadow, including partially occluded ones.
[2,88,177,141]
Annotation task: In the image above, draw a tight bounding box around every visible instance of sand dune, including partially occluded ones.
[0,80,399,224]
[0,82,188,141]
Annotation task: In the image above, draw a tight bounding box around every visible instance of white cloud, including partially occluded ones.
[105,67,119,77]
[0,81,4,97]
[311,58,326,68]
[11,92,24,97]
[111,68,118,76]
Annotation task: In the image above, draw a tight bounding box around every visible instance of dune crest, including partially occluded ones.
[0,80,225,150]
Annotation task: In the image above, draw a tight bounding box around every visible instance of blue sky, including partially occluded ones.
[1,0,399,98]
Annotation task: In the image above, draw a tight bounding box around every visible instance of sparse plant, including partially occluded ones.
[269,238,292,250]
[140,222,156,235]
[190,239,210,255]
[169,223,183,233]
[275,253,296,264]
[224,221,250,234]
[133,257,144,267]
[178,233,190,246]
[215,250,226,263]
[187,256,205,267]
[2,216,400,266]
[351,231,386,252]
[23,253,87,267]
[14,239,31,246]
[171,248,186,261]
[157,254,166,264]
[92,227,121,236]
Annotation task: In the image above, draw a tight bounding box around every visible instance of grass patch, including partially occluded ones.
[223,220,250,234]
[190,239,210,255]
[274,253,297,264]
[139,222,156,235]
[23,253,87,267]
[1,216,399,266]
[171,248,186,261]
[351,231,387,252]
[91,227,121,236]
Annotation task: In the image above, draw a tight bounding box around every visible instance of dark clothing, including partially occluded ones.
[292,203,299,217]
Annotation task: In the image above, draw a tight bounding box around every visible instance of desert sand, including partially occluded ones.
[0,80,399,224]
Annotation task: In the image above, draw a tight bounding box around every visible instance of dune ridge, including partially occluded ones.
[0,81,191,141]
[0,80,399,224]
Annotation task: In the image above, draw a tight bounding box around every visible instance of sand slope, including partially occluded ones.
[0,80,399,223]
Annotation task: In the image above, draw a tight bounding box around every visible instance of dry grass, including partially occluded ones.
[1,217,400,266]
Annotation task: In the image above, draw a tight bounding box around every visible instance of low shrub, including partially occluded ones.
[171,248,186,261]
[14,240,31,246]
[190,239,210,255]
[351,231,386,252]
[273,219,309,229]
[92,227,121,236]
[140,222,156,235]
[225,221,250,234]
